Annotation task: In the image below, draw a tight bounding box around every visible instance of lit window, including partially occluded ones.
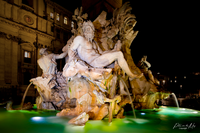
[24,51,31,58]
[24,51,31,63]
[50,12,54,19]
[64,17,67,24]
[71,21,74,28]
[56,13,59,21]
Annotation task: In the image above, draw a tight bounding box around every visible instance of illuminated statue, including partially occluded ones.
[65,21,143,80]
[37,48,68,88]
[30,48,68,109]
[138,55,159,85]
[29,2,169,125]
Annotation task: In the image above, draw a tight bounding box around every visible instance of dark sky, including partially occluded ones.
[54,0,200,76]
[127,1,200,76]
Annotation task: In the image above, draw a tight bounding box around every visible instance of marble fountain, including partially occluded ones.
[0,2,199,133]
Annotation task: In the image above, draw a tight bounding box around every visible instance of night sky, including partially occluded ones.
[55,1,200,76]
[127,1,200,76]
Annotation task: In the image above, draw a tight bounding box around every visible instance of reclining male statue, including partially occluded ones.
[63,20,143,82]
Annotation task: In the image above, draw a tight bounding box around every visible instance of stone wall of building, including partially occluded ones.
[0,0,72,99]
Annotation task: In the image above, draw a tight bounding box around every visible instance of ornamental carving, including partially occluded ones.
[24,15,34,25]
[33,42,51,49]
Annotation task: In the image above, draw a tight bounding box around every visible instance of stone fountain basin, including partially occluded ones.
[0,105,199,133]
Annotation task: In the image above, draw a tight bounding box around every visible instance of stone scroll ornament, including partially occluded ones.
[30,2,169,125]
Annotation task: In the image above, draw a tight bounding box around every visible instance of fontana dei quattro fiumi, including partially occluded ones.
[1,2,200,133]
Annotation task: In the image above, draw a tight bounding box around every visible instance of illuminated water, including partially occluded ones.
[0,105,199,133]
[171,93,179,108]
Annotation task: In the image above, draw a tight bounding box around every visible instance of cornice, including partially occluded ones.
[0,31,21,42]
[0,31,52,49]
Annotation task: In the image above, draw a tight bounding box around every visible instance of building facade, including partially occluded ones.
[0,0,73,100]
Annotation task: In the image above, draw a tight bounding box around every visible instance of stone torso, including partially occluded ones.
[74,36,100,64]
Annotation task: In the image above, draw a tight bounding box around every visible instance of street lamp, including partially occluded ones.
[180,85,182,89]
[163,80,165,85]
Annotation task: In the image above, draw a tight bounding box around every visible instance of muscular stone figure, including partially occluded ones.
[138,55,159,85]
[38,48,68,88]
[68,21,143,79]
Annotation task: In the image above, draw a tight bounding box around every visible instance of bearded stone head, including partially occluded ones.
[82,21,95,42]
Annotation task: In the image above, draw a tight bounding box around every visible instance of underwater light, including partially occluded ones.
[141,113,145,115]
[31,117,43,121]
